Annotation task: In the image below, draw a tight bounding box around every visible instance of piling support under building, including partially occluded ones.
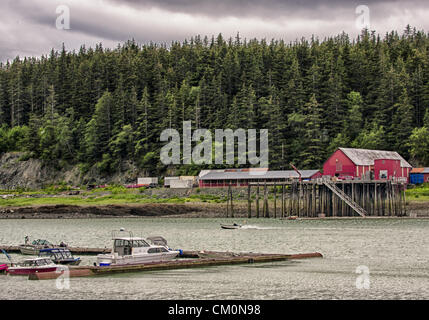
[224,179,408,218]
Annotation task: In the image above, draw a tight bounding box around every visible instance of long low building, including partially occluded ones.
[198,168,321,188]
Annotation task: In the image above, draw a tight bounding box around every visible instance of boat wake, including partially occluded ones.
[240,225,282,230]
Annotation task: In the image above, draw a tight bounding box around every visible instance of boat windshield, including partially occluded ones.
[35,259,49,266]
[22,259,51,266]
[132,240,150,247]
[114,239,150,248]
[62,250,72,258]
[32,239,51,246]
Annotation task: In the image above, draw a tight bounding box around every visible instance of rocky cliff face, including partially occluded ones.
[0,152,53,189]
[0,152,143,190]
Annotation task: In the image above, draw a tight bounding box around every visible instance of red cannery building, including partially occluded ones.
[323,148,412,182]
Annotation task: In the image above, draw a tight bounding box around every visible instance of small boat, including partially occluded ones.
[221,223,242,229]
[19,237,68,255]
[19,239,55,255]
[7,257,58,275]
[96,229,180,266]
[38,248,81,265]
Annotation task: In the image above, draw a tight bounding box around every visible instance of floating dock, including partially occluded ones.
[27,251,323,280]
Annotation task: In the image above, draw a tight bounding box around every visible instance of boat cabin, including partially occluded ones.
[113,237,151,256]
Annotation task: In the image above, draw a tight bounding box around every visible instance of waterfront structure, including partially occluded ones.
[323,148,412,182]
[170,179,193,188]
[164,176,198,188]
[224,179,407,218]
[164,177,179,187]
[198,168,321,188]
[410,168,429,184]
[137,177,158,185]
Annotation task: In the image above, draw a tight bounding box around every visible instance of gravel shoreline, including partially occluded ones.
[0,202,234,219]
[0,201,427,219]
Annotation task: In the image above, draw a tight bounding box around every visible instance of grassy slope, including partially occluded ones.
[0,186,227,207]
[405,183,429,202]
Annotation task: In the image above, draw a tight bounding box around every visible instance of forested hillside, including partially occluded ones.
[1,27,429,176]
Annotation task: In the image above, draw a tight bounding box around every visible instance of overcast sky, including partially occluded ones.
[1,0,428,62]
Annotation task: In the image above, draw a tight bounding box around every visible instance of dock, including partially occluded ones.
[28,251,323,280]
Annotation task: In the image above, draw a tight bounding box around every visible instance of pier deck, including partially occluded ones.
[27,251,322,280]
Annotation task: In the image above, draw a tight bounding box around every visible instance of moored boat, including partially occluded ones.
[7,257,58,275]
[19,237,68,255]
[39,248,81,265]
[96,229,180,266]
[19,239,55,255]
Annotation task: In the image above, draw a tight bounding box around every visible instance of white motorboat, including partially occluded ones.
[96,229,180,266]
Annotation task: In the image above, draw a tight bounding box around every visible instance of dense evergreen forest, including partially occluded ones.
[1,27,429,176]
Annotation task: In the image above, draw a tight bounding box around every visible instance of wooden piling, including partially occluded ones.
[256,182,260,218]
[241,180,406,218]
[273,182,277,219]
[247,183,251,218]
[281,184,285,218]
[263,182,269,218]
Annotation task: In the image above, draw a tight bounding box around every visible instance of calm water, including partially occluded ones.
[0,217,428,300]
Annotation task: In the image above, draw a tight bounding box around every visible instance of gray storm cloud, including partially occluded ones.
[105,0,427,19]
[1,0,428,62]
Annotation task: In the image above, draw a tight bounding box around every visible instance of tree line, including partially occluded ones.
[1,26,429,176]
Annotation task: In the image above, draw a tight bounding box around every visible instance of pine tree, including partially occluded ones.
[391,89,414,157]
[45,85,57,122]
[409,127,429,165]
[300,94,325,168]
[88,91,114,160]
[423,108,429,128]
[344,91,364,141]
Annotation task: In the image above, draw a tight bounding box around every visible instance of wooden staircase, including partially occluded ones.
[322,181,367,217]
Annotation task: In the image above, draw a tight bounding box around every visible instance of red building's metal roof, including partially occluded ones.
[199,169,321,180]
[339,148,412,168]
